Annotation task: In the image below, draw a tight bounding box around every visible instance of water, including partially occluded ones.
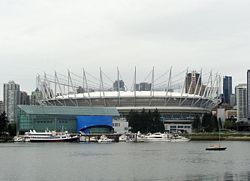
[0,141,250,181]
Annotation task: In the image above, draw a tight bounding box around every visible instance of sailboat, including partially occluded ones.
[205,121,227,151]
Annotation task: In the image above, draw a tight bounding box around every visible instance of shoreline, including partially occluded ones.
[185,133,250,141]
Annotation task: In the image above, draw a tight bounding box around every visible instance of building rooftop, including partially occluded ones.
[18,105,120,116]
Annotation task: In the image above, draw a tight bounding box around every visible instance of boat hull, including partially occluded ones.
[205,147,227,151]
[29,136,79,142]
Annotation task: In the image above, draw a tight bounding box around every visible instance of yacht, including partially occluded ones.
[98,135,113,143]
[13,136,25,142]
[170,135,190,142]
[24,130,79,142]
[205,144,227,151]
[145,132,171,142]
[119,134,128,142]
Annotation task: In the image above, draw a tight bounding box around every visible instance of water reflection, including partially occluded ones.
[1,142,250,181]
[224,171,250,181]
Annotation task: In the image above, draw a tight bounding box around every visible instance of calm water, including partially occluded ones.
[0,141,250,181]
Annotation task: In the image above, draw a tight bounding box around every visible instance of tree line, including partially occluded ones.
[192,113,222,132]
[0,112,16,136]
[127,109,165,133]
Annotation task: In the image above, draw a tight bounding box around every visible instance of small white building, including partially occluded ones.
[113,118,129,134]
[163,120,192,133]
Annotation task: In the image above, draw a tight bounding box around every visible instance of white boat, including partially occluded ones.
[145,132,171,142]
[135,133,148,142]
[79,136,98,142]
[128,132,148,142]
[98,135,113,143]
[170,135,190,142]
[24,130,79,142]
[89,136,98,142]
[119,134,128,142]
[13,136,25,142]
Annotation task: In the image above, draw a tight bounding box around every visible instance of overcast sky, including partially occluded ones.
[1,0,250,99]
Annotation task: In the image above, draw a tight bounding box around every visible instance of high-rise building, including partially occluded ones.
[20,91,30,105]
[236,84,247,122]
[139,82,151,91]
[76,86,84,93]
[229,94,236,107]
[31,88,43,105]
[0,101,4,114]
[3,81,20,123]
[133,82,151,91]
[113,80,125,91]
[185,71,201,94]
[223,76,232,104]
[247,70,250,121]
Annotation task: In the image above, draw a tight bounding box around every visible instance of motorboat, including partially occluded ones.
[13,136,25,142]
[24,130,79,142]
[170,135,190,142]
[206,144,227,151]
[79,136,98,142]
[98,135,113,143]
[119,134,128,142]
[134,133,148,142]
[144,132,171,142]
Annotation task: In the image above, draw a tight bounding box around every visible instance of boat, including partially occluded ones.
[205,144,227,151]
[205,122,226,151]
[25,130,79,142]
[98,135,113,143]
[119,134,128,142]
[128,132,148,142]
[89,136,98,142]
[79,136,98,142]
[13,136,25,142]
[170,135,190,142]
[144,132,171,142]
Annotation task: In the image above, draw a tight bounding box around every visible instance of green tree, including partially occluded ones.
[224,119,235,130]
[151,109,164,133]
[127,109,165,133]
[8,123,16,136]
[0,112,8,134]
[192,115,201,132]
[202,113,219,132]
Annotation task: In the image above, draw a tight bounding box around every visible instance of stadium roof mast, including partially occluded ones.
[179,67,188,106]
[40,73,53,106]
[117,67,121,106]
[165,66,172,106]
[83,68,92,106]
[133,66,137,106]
[191,69,202,105]
[149,66,154,106]
[54,71,66,106]
[191,69,202,106]
[99,67,106,106]
[202,72,218,108]
[67,70,78,106]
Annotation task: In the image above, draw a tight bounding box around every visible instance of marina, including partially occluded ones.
[14,130,191,143]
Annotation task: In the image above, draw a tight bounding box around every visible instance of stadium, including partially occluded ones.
[36,67,221,122]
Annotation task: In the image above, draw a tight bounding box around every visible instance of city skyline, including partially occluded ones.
[1,0,250,99]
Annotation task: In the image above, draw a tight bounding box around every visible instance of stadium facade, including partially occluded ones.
[35,68,221,126]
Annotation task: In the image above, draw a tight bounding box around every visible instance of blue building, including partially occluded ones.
[17,105,120,134]
[76,116,113,134]
[223,76,232,104]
